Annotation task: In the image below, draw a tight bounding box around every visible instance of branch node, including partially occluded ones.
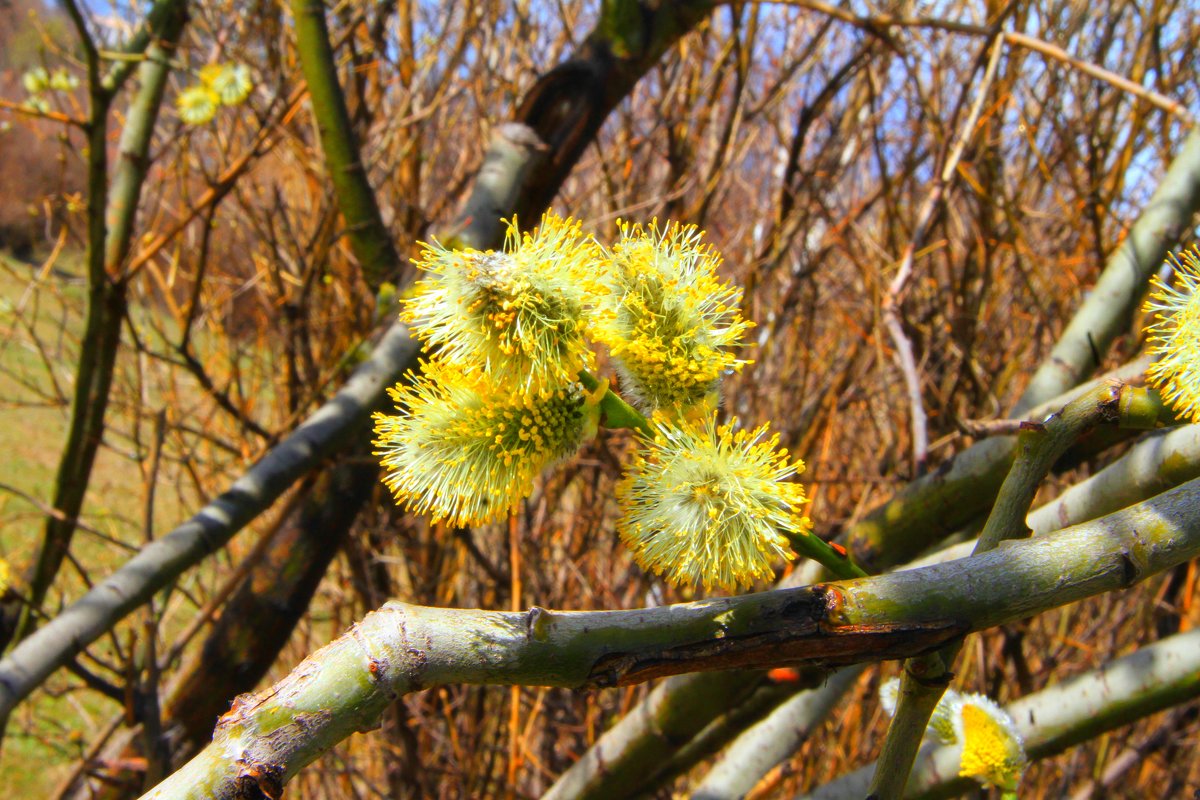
[525,606,551,641]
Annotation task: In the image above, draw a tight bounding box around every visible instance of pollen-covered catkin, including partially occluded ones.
[401,212,597,397]
[591,220,752,414]
[373,362,587,526]
[616,414,808,591]
[1144,245,1200,422]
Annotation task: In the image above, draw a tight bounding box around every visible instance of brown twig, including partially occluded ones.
[881,34,1005,475]
[957,417,1041,437]
[758,0,1194,123]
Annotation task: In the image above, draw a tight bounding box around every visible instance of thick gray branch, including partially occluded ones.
[143,477,1200,799]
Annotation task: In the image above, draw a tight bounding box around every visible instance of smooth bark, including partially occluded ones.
[143,477,1200,798]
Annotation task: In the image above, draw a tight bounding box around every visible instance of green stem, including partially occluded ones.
[3,0,187,652]
[786,532,868,580]
[577,370,654,437]
[868,382,1162,797]
[291,0,399,291]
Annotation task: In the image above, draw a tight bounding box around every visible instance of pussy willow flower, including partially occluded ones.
[1144,246,1200,422]
[953,693,1027,790]
[49,68,78,92]
[402,213,596,396]
[617,414,807,591]
[176,84,220,126]
[373,362,587,526]
[593,220,752,413]
[22,66,49,95]
[879,676,900,715]
[878,680,1025,791]
[202,63,254,106]
[0,558,9,595]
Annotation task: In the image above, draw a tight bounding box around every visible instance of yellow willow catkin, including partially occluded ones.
[616,413,809,591]
[879,679,1026,790]
[373,362,587,527]
[592,219,752,414]
[953,695,1027,790]
[1144,245,1200,422]
[401,212,598,397]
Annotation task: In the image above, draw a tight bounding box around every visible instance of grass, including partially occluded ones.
[0,250,92,795]
[0,249,213,795]
[0,237,332,795]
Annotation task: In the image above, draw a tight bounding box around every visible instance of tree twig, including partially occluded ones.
[881,33,1004,475]
[868,383,1161,797]
[758,0,1195,123]
[290,0,400,291]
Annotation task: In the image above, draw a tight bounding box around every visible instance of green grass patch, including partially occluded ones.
[0,249,229,794]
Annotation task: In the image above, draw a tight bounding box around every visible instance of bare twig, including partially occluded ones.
[881,34,1004,474]
[957,417,1038,437]
[757,0,1195,123]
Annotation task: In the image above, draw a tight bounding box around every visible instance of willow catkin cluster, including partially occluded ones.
[374,212,812,591]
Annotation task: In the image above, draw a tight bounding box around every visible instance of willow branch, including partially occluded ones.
[100,0,188,94]
[142,476,1200,799]
[756,0,1194,122]
[846,127,1200,571]
[1031,423,1200,535]
[844,357,1148,571]
[882,32,1004,474]
[869,383,1161,797]
[1002,31,1195,124]
[979,384,1159,550]
[691,665,865,800]
[291,0,400,291]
